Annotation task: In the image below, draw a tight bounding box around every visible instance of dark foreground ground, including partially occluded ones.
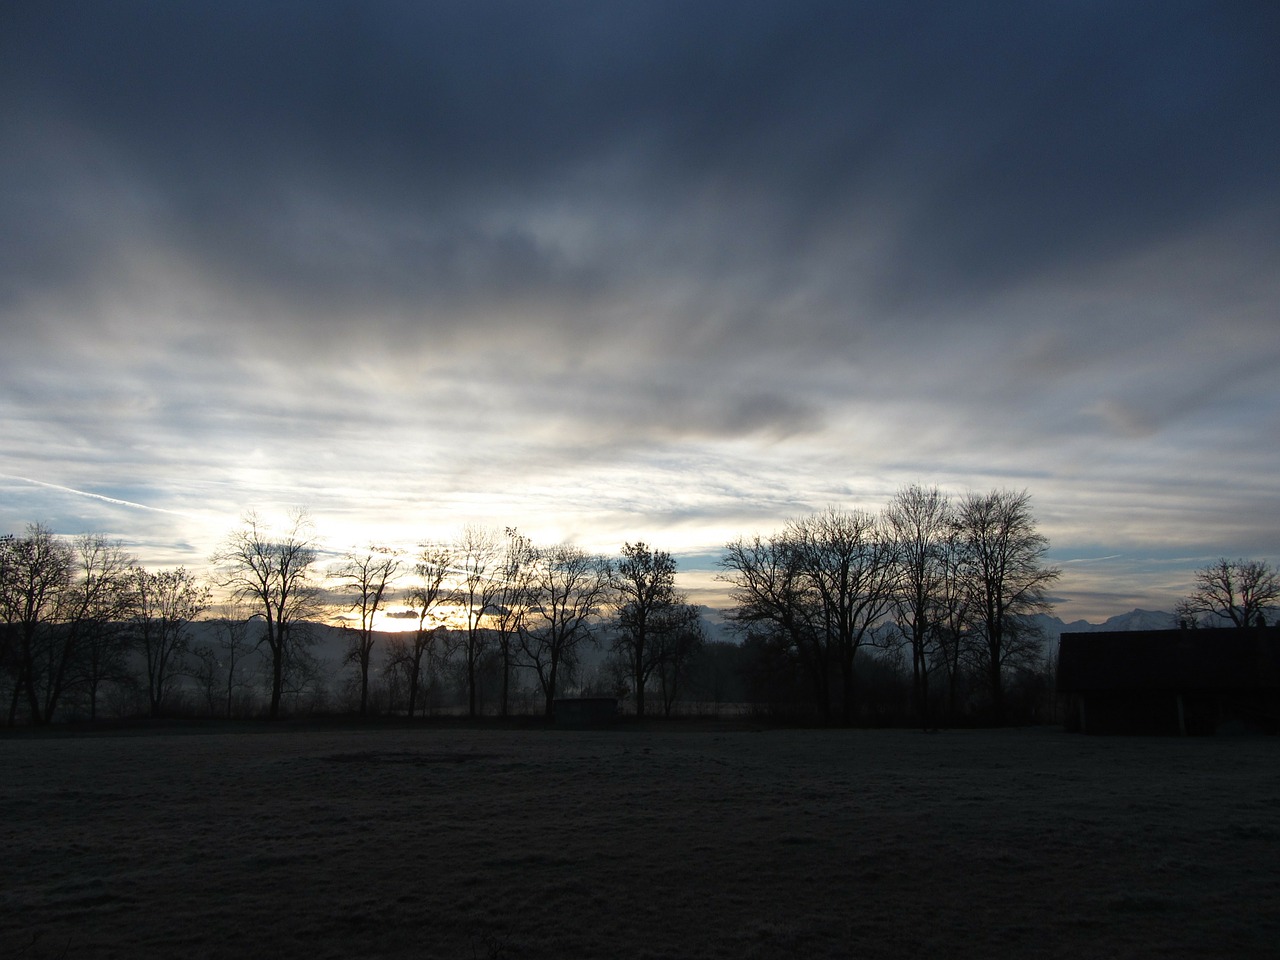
[3,723,1278,959]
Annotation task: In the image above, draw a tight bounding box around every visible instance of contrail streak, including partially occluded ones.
[0,473,193,518]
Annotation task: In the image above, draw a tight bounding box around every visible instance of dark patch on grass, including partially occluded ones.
[1108,893,1183,914]
[322,751,502,765]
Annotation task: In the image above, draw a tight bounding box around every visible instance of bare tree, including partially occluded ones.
[931,524,975,724]
[955,489,1059,724]
[653,602,705,717]
[886,485,952,730]
[396,543,453,718]
[788,509,899,725]
[609,542,685,719]
[195,604,258,718]
[188,643,222,716]
[278,629,326,714]
[1177,558,1280,628]
[25,533,135,723]
[491,528,536,717]
[0,530,130,724]
[78,613,134,721]
[720,533,829,721]
[519,543,609,717]
[453,525,503,717]
[213,510,320,719]
[722,510,900,725]
[332,545,400,716]
[132,566,211,717]
[0,533,15,720]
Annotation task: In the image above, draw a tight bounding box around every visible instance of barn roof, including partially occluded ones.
[1056,627,1280,694]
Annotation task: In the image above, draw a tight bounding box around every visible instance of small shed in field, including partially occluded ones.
[553,697,618,727]
[1056,627,1280,734]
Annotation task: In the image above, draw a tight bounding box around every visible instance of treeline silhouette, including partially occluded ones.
[7,486,1267,728]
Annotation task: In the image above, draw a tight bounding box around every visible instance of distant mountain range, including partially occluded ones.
[1033,609,1177,642]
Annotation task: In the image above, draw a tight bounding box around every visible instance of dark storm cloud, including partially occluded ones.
[6,1,1277,348]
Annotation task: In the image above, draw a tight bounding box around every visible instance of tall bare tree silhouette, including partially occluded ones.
[955,490,1059,725]
[213,510,320,720]
[332,546,400,716]
[1177,558,1279,628]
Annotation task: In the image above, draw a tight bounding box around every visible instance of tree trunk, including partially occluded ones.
[8,676,22,727]
[988,651,1005,725]
[468,667,477,717]
[915,647,931,732]
[18,658,39,725]
[840,653,855,726]
[544,656,559,719]
[800,641,830,725]
[359,646,370,717]
[946,658,960,726]
[407,657,420,719]
[270,643,284,719]
[633,648,646,718]
[500,645,510,718]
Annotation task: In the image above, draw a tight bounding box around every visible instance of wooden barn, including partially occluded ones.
[1056,627,1280,735]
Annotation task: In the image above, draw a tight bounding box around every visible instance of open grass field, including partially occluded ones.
[3,722,1278,959]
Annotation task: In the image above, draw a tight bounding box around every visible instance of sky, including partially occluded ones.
[3,1,1278,623]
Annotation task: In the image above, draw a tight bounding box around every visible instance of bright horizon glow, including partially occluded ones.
[0,480,1228,626]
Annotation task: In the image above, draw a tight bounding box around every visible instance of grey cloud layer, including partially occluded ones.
[8,2,1277,341]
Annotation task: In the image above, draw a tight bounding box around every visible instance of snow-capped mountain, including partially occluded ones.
[1033,608,1176,643]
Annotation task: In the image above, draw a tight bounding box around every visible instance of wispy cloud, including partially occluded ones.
[0,474,194,518]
